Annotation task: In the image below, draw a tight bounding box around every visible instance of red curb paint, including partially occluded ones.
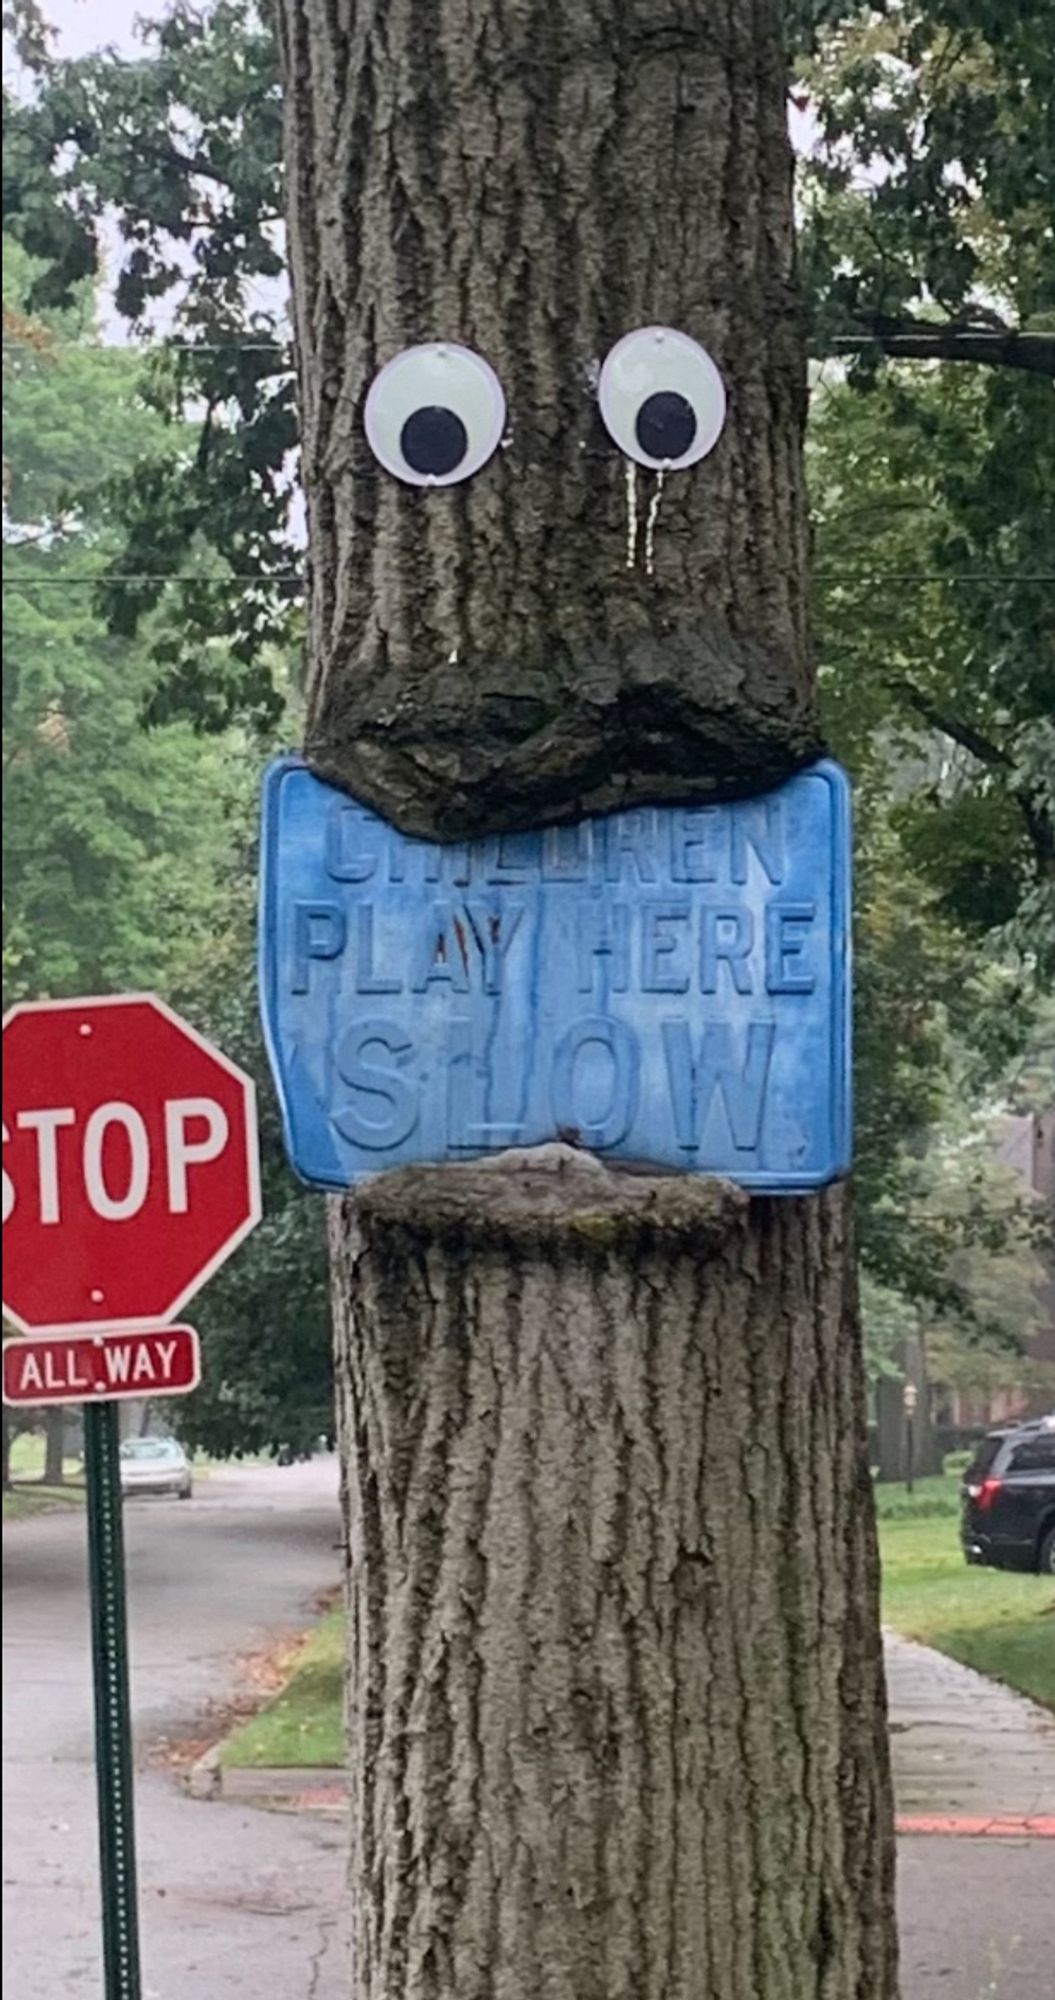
[896,1814,1055,1838]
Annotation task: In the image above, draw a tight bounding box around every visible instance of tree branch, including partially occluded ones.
[818,320,1055,379]
[889,679,1055,879]
[1016,793,1055,879]
[888,680,1012,769]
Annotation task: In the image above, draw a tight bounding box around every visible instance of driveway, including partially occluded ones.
[2,1458,347,1998]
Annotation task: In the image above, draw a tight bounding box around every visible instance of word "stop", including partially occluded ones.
[3,1098,228,1225]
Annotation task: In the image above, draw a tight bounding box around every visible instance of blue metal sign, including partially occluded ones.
[259,759,851,1191]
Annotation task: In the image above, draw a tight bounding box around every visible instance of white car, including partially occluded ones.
[119,1437,193,1501]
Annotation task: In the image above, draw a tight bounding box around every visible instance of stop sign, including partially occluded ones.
[2,995,261,1333]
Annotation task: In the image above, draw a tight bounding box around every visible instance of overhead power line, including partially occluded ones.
[4,571,1053,591]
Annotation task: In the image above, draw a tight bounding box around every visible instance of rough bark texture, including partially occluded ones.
[276,0,821,838]
[332,1148,896,1999]
[44,1409,64,1485]
[273,3,900,1993]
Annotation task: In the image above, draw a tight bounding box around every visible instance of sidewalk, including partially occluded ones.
[886,1629,1055,1830]
[887,1631,1055,2000]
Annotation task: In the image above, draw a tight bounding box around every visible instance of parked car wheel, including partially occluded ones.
[1040,1525,1055,1577]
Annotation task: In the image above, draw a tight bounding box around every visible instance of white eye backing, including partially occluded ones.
[363,342,506,487]
[598,326,726,471]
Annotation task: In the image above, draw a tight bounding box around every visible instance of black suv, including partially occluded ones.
[961,1417,1055,1576]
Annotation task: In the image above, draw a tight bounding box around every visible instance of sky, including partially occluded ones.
[40,0,149,58]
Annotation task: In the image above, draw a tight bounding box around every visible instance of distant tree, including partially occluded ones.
[2,242,243,1003]
[173,937,331,1463]
[812,363,1054,973]
[0,1331,39,1490]
[2,247,331,1456]
[3,0,294,729]
[795,0,1055,377]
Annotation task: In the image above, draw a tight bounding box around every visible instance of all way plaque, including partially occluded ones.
[259,759,851,1191]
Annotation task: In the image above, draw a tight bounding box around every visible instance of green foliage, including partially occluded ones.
[3,245,243,1002]
[813,362,1055,969]
[873,1473,960,1521]
[1,250,332,1458]
[812,320,1053,1363]
[172,944,332,1463]
[794,0,1055,354]
[3,1,296,725]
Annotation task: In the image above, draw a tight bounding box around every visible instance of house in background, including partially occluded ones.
[933,1110,1055,1433]
[874,1109,1054,1478]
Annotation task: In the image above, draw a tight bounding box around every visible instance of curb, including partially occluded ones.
[186,1764,1055,1836]
[185,1745,222,1801]
[184,1755,346,1806]
[220,1764,346,1801]
[896,1814,1055,1839]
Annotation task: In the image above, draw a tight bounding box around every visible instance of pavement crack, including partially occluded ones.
[306,1915,337,1999]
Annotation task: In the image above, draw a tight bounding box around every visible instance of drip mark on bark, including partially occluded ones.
[624,458,639,569]
[644,468,667,579]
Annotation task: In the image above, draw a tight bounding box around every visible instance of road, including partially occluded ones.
[2,1458,347,1999]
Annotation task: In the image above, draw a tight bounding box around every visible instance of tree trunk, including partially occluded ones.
[273,0,900,1993]
[333,1149,895,1998]
[44,1409,64,1485]
[1,1409,11,1492]
[276,0,821,840]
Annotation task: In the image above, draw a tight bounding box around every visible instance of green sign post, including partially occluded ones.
[84,1401,142,2000]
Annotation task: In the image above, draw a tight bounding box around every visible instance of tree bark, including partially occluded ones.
[273,1,900,1993]
[333,1148,895,1999]
[44,1409,64,1485]
[276,0,821,838]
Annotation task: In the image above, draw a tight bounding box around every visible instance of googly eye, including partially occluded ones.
[363,342,506,487]
[598,326,726,471]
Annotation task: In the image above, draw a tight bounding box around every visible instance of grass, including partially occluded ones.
[221,1607,345,1769]
[873,1473,962,1522]
[4,1431,87,1521]
[878,1484,1055,1711]
[8,1432,84,1480]
[2,1480,86,1522]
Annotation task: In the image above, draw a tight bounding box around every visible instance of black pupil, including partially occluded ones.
[635,390,697,462]
[400,405,468,478]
